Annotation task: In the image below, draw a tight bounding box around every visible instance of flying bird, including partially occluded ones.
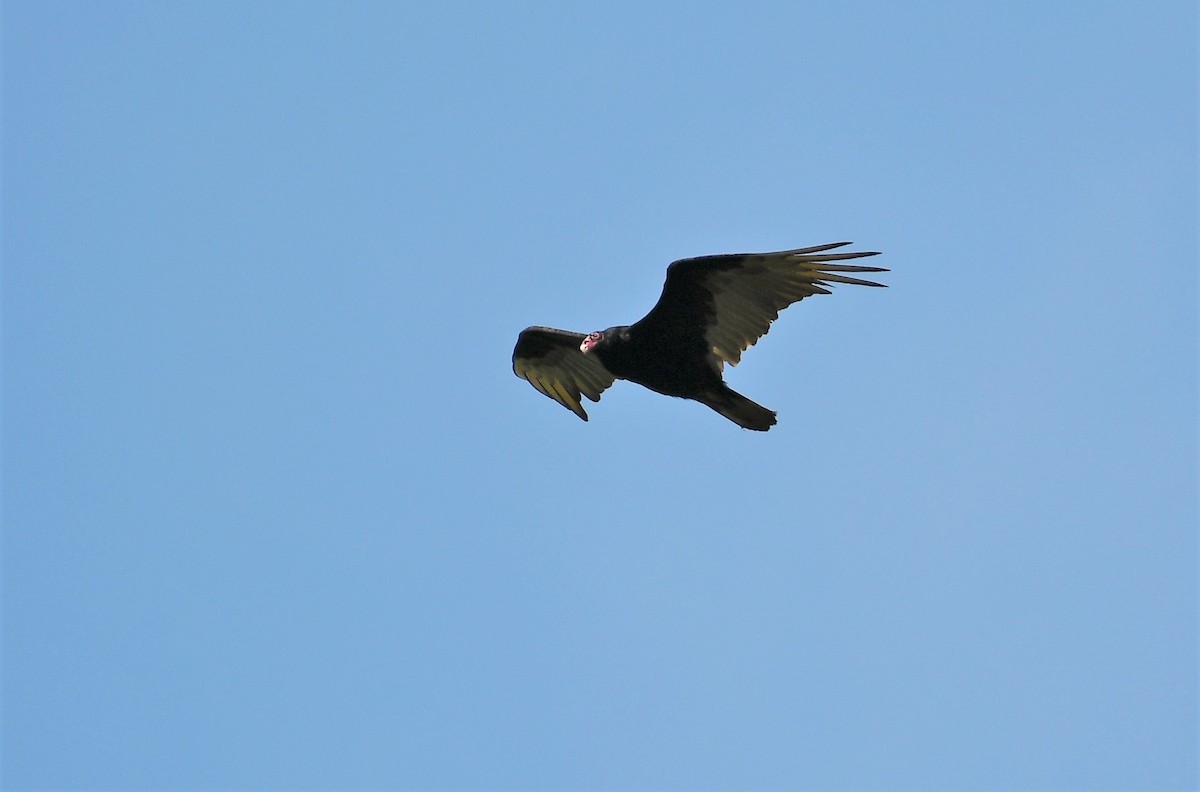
[512,242,886,431]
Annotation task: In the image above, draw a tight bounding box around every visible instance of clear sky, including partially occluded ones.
[3,2,1196,790]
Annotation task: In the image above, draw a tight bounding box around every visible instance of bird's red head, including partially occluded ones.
[580,331,603,354]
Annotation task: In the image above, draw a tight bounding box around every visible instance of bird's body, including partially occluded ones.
[512,242,886,431]
[586,325,717,397]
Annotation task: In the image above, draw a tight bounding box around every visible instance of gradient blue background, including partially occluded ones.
[4,2,1196,789]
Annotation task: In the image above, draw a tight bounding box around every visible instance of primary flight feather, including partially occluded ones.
[512,242,886,431]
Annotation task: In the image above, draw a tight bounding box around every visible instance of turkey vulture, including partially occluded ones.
[512,242,886,431]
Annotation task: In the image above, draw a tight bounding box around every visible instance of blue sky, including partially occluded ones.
[3,2,1196,789]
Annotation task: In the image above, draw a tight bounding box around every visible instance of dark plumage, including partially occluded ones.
[512,242,886,431]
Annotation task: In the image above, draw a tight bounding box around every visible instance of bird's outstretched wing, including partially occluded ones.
[631,242,887,368]
[512,326,616,420]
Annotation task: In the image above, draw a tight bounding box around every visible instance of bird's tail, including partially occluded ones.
[700,386,777,431]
